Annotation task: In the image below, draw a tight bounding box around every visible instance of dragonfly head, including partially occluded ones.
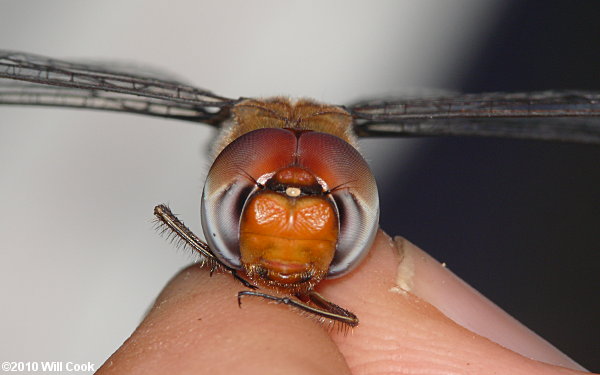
[201,99,379,292]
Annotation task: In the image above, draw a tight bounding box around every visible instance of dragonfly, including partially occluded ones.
[1,50,599,327]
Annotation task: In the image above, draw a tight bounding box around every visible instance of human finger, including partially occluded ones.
[97,264,351,375]
[317,230,588,374]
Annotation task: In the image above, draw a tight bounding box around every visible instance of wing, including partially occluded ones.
[0,50,238,125]
[350,91,600,144]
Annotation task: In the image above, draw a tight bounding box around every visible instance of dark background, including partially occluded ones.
[378,3,600,371]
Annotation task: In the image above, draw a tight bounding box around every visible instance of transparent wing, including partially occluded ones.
[0,50,238,125]
[350,91,600,144]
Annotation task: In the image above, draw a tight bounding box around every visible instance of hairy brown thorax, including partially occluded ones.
[212,97,357,157]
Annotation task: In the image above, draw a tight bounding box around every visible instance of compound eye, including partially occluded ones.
[201,128,298,268]
[297,132,379,278]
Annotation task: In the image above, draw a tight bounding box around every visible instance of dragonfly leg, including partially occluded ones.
[304,290,358,325]
[153,204,257,290]
[237,290,358,327]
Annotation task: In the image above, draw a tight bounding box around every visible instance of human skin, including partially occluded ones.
[97,230,590,374]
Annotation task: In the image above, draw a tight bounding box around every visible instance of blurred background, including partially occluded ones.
[0,1,598,371]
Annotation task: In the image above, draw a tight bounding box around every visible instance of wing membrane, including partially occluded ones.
[0,50,237,124]
[350,91,600,144]
[0,81,231,123]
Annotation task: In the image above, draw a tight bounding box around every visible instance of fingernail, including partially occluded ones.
[391,237,586,372]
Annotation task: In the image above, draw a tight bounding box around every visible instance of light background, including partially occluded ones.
[0,1,597,371]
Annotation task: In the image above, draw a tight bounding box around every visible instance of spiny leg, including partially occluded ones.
[237,290,358,327]
[304,291,357,322]
[153,204,257,290]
